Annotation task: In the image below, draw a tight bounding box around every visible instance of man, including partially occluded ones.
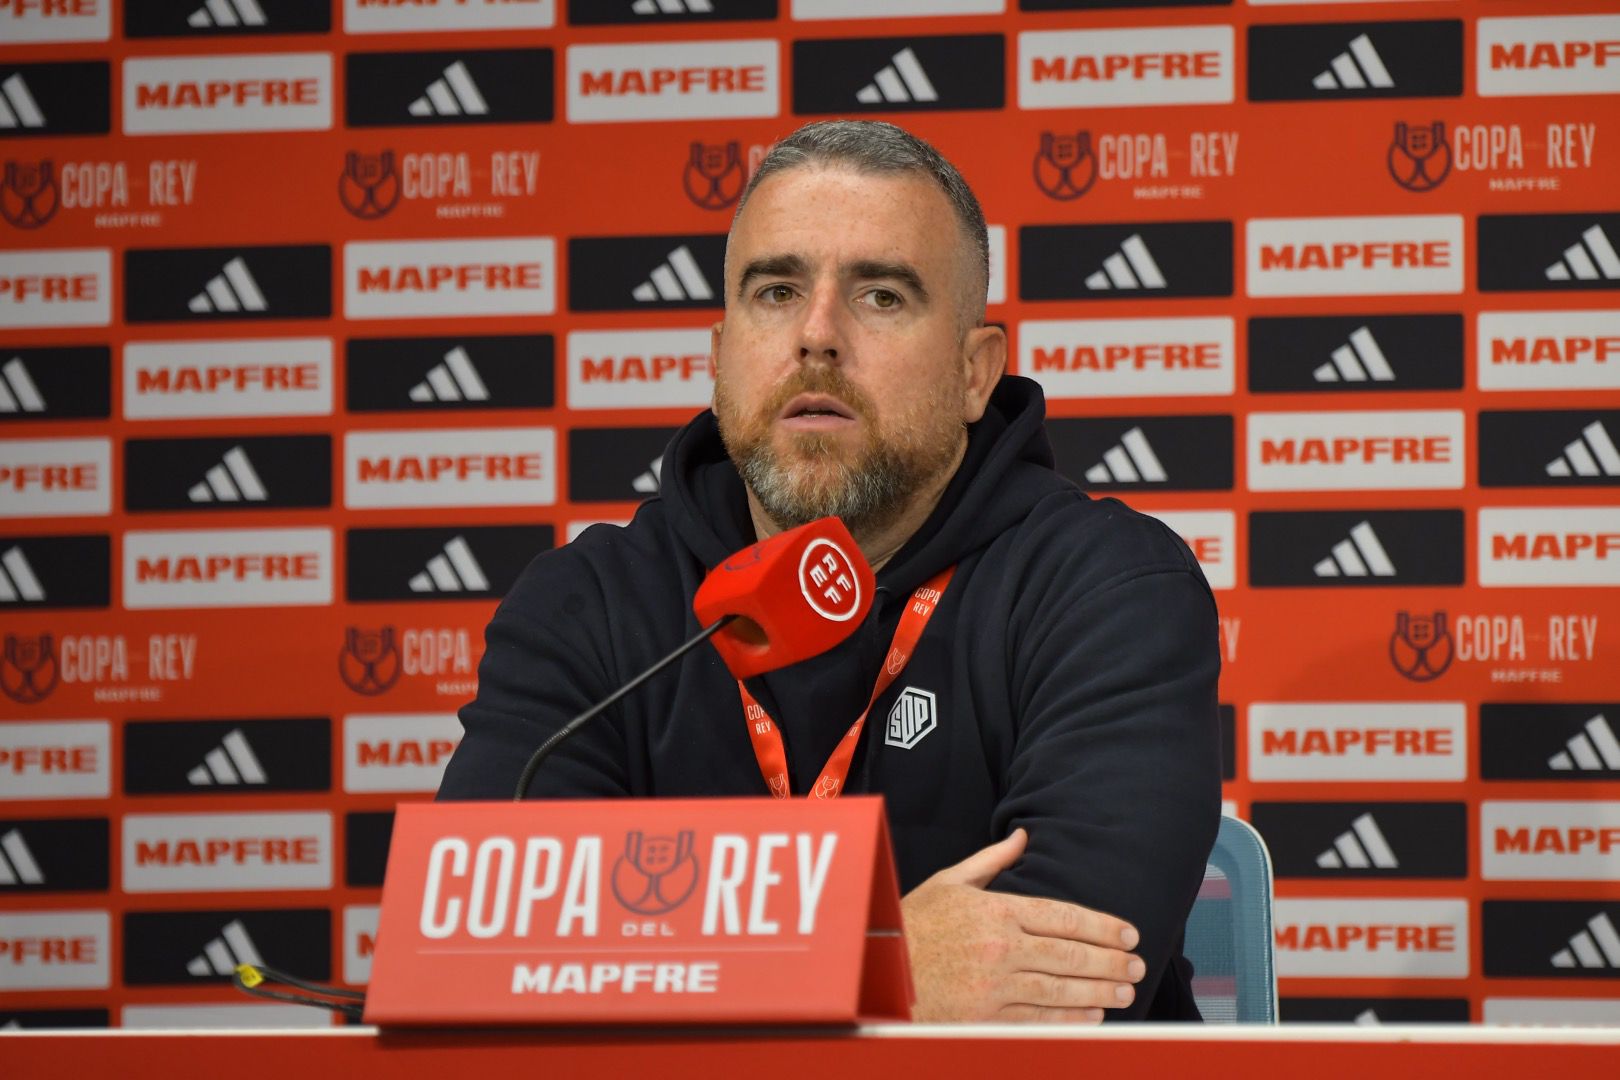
[438,120,1221,1022]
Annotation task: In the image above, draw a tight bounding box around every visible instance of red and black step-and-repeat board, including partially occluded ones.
[3,0,1618,1029]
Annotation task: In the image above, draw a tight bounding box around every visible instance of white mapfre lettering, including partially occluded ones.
[0,911,110,990]
[123,811,333,892]
[345,0,554,34]
[1273,899,1468,978]
[1249,703,1467,782]
[343,714,462,793]
[1247,216,1464,298]
[125,338,334,420]
[124,54,333,135]
[0,0,109,43]
[1148,511,1234,590]
[0,437,111,518]
[567,328,715,410]
[567,40,779,124]
[0,721,111,801]
[345,428,556,509]
[1479,507,1620,587]
[0,249,111,330]
[1247,410,1465,491]
[1478,15,1620,97]
[1478,310,1620,391]
[1019,26,1234,109]
[122,527,333,610]
[1020,317,1234,399]
[344,904,379,986]
[1483,800,1620,881]
[345,238,556,319]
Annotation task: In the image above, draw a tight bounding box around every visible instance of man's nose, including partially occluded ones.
[797,281,846,363]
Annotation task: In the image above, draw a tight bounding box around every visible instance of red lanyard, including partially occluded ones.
[737,566,955,800]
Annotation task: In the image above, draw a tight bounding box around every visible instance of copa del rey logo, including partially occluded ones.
[567,328,714,410]
[123,53,333,135]
[123,811,332,892]
[567,39,779,123]
[1248,215,1464,298]
[1019,25,1234,109]
[345,238,556,319]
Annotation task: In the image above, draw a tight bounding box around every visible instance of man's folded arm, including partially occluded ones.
[437,556,634,801]
[990,562,1223,1019]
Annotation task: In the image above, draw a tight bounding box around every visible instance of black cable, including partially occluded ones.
[512,614,736,800]
[232,964,366,1021]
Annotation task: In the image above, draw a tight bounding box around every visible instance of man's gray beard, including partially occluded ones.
[731,434,922,539]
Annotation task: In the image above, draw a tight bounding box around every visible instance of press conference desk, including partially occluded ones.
[6,1023,1620,1078]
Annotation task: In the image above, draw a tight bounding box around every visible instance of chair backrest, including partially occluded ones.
[1184,814,1278,1023]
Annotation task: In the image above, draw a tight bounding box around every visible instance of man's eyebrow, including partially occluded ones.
[846,259,929,302]
[736,254,808,298]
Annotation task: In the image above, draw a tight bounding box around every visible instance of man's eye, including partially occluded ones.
[867,289,900,309]
[762,284,795,303]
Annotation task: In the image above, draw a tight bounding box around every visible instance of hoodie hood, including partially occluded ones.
[659,375,1074,594]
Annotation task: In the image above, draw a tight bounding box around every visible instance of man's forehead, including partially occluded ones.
[726,165,956,268]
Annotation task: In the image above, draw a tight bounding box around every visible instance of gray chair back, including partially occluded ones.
[1184,814,1278,1023]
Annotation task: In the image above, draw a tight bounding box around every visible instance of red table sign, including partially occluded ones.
[364,796,912,1026]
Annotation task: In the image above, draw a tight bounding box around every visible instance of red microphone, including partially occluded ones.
[693,516,876,679]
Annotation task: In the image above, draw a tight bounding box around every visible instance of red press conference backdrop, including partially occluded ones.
[2,0,1618,1030]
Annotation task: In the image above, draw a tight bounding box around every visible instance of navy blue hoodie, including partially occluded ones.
[438,375,1222,1020]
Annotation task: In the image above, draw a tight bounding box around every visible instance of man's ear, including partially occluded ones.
[960,324,1007,424]
[710,318,725,368]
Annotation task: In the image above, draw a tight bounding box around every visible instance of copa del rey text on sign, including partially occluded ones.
[364,797,910,1025]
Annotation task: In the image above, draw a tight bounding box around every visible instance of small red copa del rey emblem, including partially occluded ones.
[364,796,912,1026]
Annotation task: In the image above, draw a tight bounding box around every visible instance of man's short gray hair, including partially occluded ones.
[734,120,990,320]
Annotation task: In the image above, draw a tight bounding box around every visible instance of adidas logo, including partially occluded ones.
[0,1020,19,1031]
[187,0,267,28]
[1545,224,1620,283]
[1549,714,1620,772]
[1313,521,1396,578]
[187,257,268,314]
[1353,1009,1380,1026]
[186,919,264,977]
[1313,326,1395,383]
[1312,33,1394,90]
[1544,420,1620,478]
[408,61,488,118]
[0,828,44,886]
[631,0,712,11]
[0,357,45,413]
[631,246,715,303]
[1550,911,1620,970]
[187,445,268,503]
[0,546,45,604]
[408,535,490,593]
[409,347,489,403]
[856,47,938,105]
[0,74,45,130]
[1083,234,1167,291]
[1082,427,1166,484]
[186,728,268,785]
[633,455,662,495]
[1314,812,1398,869]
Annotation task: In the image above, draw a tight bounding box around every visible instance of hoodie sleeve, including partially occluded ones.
[436,546,634,801]
[989,544,1223,1020]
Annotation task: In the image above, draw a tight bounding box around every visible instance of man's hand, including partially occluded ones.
[900,828,1145,1023]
